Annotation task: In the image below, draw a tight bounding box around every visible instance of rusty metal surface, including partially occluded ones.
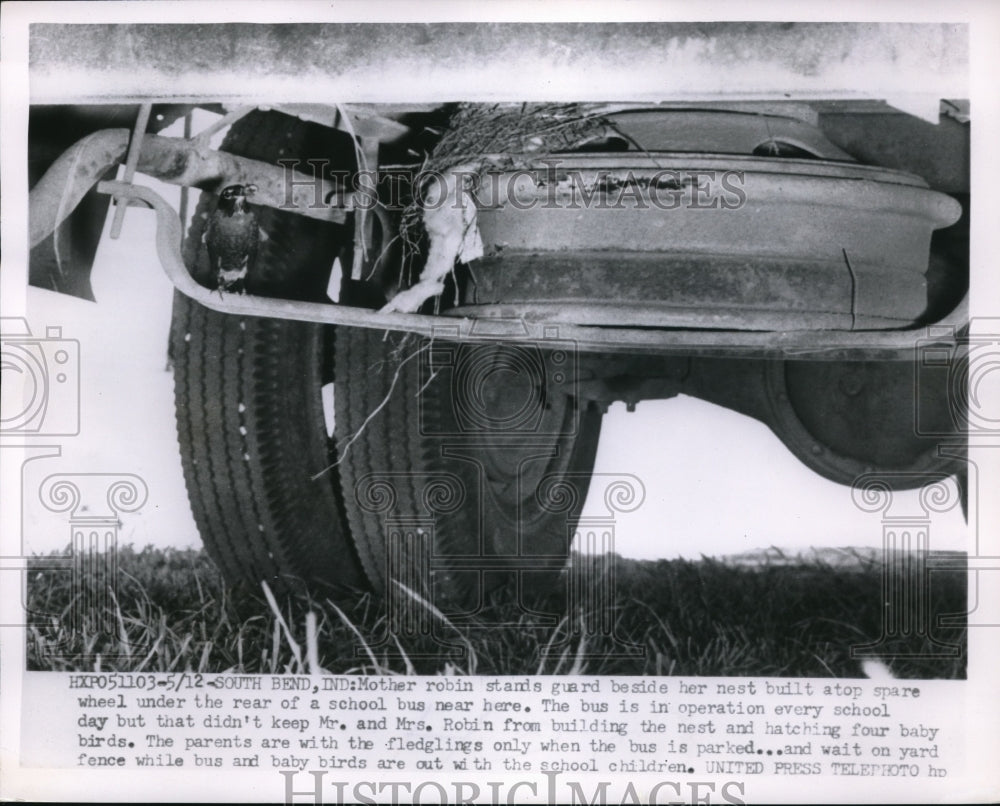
[457,252,887,331]
[29,129,348,248]
[816,108,970,194]
[273,104,412,143]
[471,155,961,329]
[28,129,130,248]
[668,357,962,484]
[136,134,348,223]
[109,104,152,238]
[96,179,966,360]
[29,23,967,115]
[572,351,962,481]
[599,109,852,158]
[501,152,932,184]
[760,359,963,485]
[27,104,197,299]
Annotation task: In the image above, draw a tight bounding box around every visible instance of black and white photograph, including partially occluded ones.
[2,4,998,804]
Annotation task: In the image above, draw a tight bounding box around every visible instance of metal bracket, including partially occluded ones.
[109,104,152,239]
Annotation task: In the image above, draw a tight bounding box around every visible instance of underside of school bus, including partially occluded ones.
[26,22,970,605]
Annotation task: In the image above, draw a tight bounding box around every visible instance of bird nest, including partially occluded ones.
[387,103,612,313]
[400,103,612,248]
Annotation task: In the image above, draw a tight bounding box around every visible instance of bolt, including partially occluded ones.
[839,373,864,397]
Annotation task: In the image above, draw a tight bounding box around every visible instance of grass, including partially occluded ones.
[26,545,967,678]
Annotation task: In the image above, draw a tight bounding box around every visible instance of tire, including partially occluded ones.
[171,296,366,595]
[171,110,603,604]
[335,328,604,604]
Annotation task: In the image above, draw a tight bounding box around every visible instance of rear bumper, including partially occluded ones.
[94,178,968,360]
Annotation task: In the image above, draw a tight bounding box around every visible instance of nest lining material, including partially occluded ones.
[382,103,612,313]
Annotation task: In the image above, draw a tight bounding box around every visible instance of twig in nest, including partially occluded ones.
[416,367,440,397]
[363,231,404,282]
[310,339,432,480]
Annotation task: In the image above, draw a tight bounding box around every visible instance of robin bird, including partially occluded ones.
[204,184,263,296]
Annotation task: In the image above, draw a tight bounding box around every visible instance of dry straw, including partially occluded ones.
[398,102,612,276]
